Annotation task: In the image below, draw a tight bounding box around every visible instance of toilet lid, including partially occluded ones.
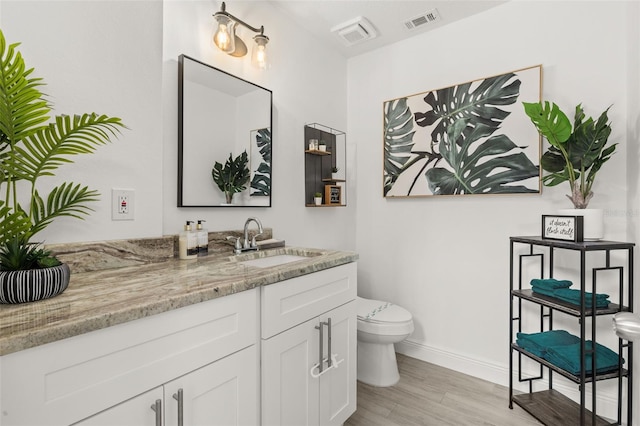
[357,297,412,324]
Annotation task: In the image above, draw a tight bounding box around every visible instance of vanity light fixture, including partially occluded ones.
[213,2,269,69]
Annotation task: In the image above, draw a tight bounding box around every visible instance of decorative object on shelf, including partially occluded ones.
[0,29,125,304]
[212,1,269,69]
[318,140,327,152]
[249,128,271,197]
[523,101,615,240]
[212,151,250,205]
[324,185,342,205]
[541,215,584,242]
[331,166,340,178]
[383,65,541,197]
[309,139,318,151]
[314,192,323,206]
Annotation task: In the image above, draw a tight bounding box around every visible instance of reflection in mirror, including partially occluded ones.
[178,54,272,207]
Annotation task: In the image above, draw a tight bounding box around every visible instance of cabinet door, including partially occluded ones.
[318,301,357,426]
[165,345,258,426]
[262,317,320,426]
[73,387,164,426]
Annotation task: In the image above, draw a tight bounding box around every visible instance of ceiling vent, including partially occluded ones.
[331,16,378,47]
[404,9,441,30]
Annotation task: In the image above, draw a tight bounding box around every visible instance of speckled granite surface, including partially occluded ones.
[0,246,357,356]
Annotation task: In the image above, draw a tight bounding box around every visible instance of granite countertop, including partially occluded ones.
[0,247,358,356]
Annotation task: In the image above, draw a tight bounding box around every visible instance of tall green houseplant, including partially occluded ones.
[523,101,615,209]
[0,28,125,260]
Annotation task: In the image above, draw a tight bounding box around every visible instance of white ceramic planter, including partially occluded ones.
[558,208,604,240]
[314,197,322,206]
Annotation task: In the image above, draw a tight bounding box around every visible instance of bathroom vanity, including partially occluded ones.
[0,247,357,426]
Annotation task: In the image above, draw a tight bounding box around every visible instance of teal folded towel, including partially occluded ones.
[516,330,580,357]
[553,288,610,308]
[545,341,622,375]
[530,278,573,291]
[531,287,557,298]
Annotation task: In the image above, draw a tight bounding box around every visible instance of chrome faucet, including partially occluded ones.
[242,217,263,251]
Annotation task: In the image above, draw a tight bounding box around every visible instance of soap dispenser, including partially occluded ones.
[196,220,208,257]
[179,221,198,260]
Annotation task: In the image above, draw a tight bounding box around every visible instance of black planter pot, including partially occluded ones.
[0,263,70,304]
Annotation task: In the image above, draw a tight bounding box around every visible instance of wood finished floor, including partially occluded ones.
[345,353,543,426]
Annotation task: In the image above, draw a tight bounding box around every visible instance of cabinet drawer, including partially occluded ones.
[0,288,258,426]
[261,262,357,338]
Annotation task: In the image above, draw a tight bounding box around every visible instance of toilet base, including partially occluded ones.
[357,340,400,387]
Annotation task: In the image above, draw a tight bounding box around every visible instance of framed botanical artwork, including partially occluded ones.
[383,65,542,198]
[250,127,271,197]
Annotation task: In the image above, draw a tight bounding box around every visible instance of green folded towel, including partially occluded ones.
[545,341,622,375]
[553,288,610,308]
[530,278,573,291]
[516,330,580,357]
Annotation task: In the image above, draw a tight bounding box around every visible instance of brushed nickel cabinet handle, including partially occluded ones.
[150,399,162,426]
[173,388,184,426]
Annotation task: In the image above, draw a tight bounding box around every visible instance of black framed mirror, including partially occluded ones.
[178,54,272,207]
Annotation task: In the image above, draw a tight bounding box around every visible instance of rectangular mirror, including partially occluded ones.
[178,54,272,207]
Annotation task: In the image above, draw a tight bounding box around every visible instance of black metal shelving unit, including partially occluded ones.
[509,236,634,426]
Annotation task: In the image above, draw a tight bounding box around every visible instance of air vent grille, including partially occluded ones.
[331,16,378,47]
[404,9,441,30]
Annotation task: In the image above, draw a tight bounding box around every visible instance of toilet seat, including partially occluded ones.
[357,297,414,336]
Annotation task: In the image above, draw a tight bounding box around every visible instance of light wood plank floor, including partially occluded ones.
[345,353,542,426]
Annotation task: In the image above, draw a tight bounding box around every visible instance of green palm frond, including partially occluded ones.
[29,183,100,235]
[6,113,123,182]
[0,28,126,254]
[0,32,50,146]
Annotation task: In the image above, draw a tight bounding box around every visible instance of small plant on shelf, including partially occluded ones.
[313,192,322,205]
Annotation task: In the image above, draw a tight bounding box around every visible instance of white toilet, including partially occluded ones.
[356,296,414,387]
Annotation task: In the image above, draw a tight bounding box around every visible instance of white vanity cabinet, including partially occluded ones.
[261,262,357,426]
[0,288,259,426]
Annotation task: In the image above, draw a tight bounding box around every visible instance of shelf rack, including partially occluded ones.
[509,236,634,426]
[304,123,346,207]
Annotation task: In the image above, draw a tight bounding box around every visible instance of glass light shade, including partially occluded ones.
[213,15,236,54]
[251,34,269,70]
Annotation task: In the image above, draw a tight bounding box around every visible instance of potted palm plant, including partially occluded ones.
[0,29,125,303]
[523,101,616,239]
[211,151,250,204]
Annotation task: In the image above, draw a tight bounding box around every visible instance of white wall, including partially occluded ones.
[349,0,638,421]
[0,0,356,251]
[1,0,164,244]
[161,0,355,250]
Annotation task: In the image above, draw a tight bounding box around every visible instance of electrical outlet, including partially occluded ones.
[112,188,135,221]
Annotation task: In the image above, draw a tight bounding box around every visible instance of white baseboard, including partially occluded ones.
[395,339,628,424]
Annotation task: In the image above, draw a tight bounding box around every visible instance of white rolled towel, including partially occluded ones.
[612,312,640,342]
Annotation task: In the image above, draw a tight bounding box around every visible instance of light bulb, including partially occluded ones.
[213,16,235,53]
[251,34,269,70]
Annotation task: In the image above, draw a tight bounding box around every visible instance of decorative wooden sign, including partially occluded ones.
[542,215,584,242]
[324,185,342,205]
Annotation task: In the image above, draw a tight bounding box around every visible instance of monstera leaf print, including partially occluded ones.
[415,72,521,146]
[383,98,415,195]
[425,118,539,194]
[250,128,271,196]
[382,67,541,196]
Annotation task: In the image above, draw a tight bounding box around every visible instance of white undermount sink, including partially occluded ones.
[238,254,308,268]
